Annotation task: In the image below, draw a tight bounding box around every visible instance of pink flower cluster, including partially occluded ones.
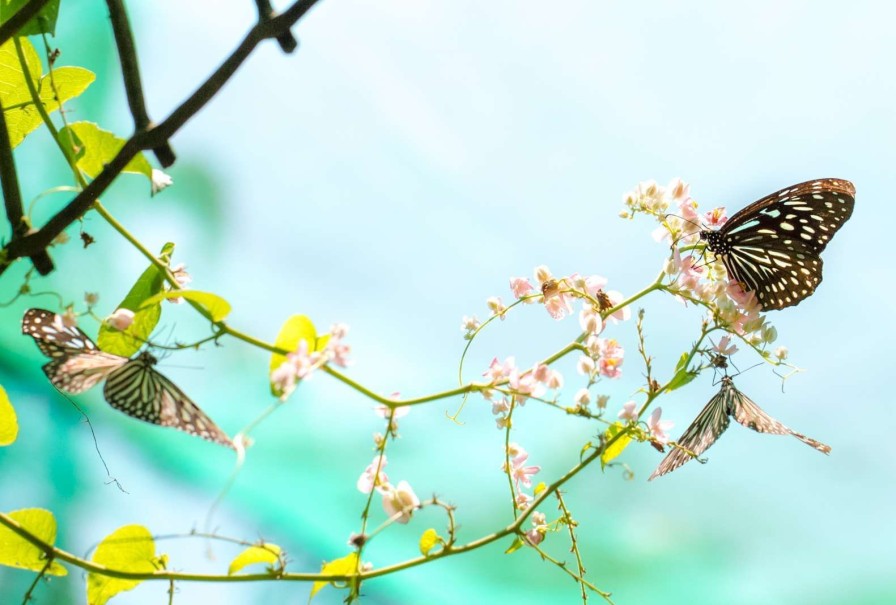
[618,402,674,444]
[270,324,352,400]
[483,357,563,428]
[356,454,421,524]
[578,336,626,381]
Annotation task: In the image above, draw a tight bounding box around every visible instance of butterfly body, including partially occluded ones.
[649,376,830,480]
[22,308,233,448]
[700,178,854,310]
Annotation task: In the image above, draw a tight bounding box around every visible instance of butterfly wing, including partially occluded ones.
[22,308,127,393]
[709,178,855,310]
[103,354,234,449]
[648,385,732,480]
[728,384,831,454]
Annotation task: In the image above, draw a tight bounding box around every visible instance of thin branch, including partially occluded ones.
[1,0,322,273]
[0,97,53,274]
[105,0,175,166]
[254,0,298,52]
[0,0,52,46]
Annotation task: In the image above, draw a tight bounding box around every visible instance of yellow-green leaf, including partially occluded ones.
[59,121,152,180]
[0,508,67,575]
[87,525,157,605]
[0,386,17,446]
[666,352,697,393]
[311,552,359,599]
[227,543,281,575]
[533,482,546,496]
[419,528,442,556]
[0,0,61,36]
[600,422,632,468]
[97,243,173,357]
[269,315,319,397]
[504,537,525,555]
[141,290,231,322]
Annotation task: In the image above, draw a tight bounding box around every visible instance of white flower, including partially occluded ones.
[105,308,135,331]
[151,169,173,195]
[381,480,420,524]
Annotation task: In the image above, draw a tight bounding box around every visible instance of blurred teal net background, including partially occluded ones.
[1,1,894,603]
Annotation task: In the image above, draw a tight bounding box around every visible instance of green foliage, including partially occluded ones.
[504,536,525,554]
[227,543,282,575]
[0,385,17,446]
[665,352,697,393]
[269,315,329,397]
[0,0,61,36]
[0,508,67,575]
[97,243,174,357]
[600,422,632,468]
[141,290,231,322]
[59,121,152,180]
[0,38,94,148]
[87,524,159,605]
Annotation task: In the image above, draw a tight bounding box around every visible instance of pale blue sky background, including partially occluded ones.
[1,1,894,603]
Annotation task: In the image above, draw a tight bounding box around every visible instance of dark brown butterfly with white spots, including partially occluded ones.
[701,178,854,310]
[22,308,233,448]
[649,376,830,480]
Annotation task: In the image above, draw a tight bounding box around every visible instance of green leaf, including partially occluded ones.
[311,552,358,599]
[600,422,632,468]
[141,290,231,322]
[0,385,17,446]
[59,121,152,180]
[0,508,67,575]
[665,352,697,393]
[0,38,94,148]
[504,537,525,555]
[87,525,158,605]
[227,543,281,575]
[0,0,61,36]
[97,243,174,357]
[419,528,442,556]
[269,315,320,397]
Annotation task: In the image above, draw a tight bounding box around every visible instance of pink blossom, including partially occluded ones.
[647,407,674,444]
[491,398,511,416]
[774,346,788,360]
[679,197,700,225]
[726,280,756,308]
[704,207,728,228]
[61,309,78,328]
[534,265,553,284]
[599,357,623,378]
[330,323,350,340]
[666,177,691,202]
[524,511,547,546]
[544,291,573,320]
[545,369,563,390]
[270,360,298,400]
[714,335,738,356]
[381,480,420,524]
[577,355,595,376]
[510,277,535,299]
[374,404,410,420]
[531,364,551,384]
[617,400,638,421]
[508,369,544,404]
[461,315,481,334]
[573,388,590,407]
[595,394,610,410]
[515,492,533,510]
[105,308,135,331]
[357,454,389,494]
[511,461,540,488]
[487,296,507,319]
[579,306,603,335]
[483,356,516,383]
[676,253,704,292]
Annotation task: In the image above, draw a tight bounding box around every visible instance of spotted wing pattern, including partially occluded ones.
[650,377,830,480]
[22,308,233,448]
[701,178,854,310]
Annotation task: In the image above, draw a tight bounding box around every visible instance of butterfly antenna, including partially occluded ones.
[56,391,128,493]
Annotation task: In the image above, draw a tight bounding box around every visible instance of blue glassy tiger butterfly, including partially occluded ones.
[22,308,233,448]
[700,178,854,310]
[649,375,830,480]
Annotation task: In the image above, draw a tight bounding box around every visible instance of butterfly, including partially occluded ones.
[700,178,854,310]
[21,308,234,448]
[649,376,830,480]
